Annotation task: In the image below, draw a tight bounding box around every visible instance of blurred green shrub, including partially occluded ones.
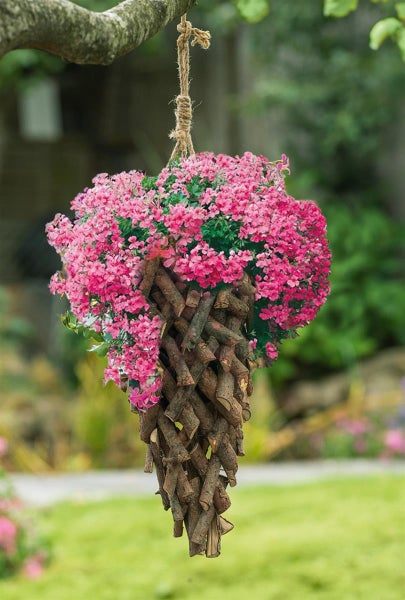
[0,288,34,351]
[242,369,276,462]
[0,287,72,471]
[0,286,144,470]
[71,354,145,469]
[250,1,405,196]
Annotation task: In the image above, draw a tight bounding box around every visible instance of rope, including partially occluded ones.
[169,14,211,162]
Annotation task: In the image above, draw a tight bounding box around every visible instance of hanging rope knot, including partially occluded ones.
[169,95,193,157]
[169,96,192,157]
[177,18,192,44]
[177,19,211,51]
[169,14,211,162]
[169,128,188,148]
[175,94,192,129]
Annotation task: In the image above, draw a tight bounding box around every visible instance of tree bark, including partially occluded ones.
[0,0,197,64]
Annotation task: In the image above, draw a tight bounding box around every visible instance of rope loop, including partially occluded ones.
[177,18,211,50]
[169,14,211,162]
[177,17,192,41]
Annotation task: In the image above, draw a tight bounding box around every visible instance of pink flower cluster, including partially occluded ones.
[384,429,405,455]
[0,516,17,556]
[47,152,330,409]
[0,437,8,458]
[0,501,46,578]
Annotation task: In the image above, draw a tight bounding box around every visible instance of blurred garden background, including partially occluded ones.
[0,0,405,596]
[1,0,404,470]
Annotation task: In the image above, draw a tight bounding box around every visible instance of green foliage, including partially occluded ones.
[234,0,270,22]
[398,26,405,57]
[242,369,275,461]
[323,0,405,60]
[0,50,64,90]
[396,2,405,18]
[61,311,111,358]
[201,0,405,57]
[324,0,358,17]
[186,174,211,199]
[252,3,404,193]
[72,354,144,468]
[141,175,158,192]
[200,216,243,255]
[117,216,150,244]
[369,17,404,53]
[0,288,34,350]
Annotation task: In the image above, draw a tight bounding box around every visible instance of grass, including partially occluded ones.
[1,475,405,600]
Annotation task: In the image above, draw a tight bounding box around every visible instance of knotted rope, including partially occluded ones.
[169,14,211,161]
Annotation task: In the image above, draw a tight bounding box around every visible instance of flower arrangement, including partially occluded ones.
[0,439,48,579]
[47,150,330,557]
[47,152,330,411]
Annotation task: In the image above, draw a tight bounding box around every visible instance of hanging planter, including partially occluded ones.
[46,16,331,558]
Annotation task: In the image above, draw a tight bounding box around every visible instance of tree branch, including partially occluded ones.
[0,0,197,65]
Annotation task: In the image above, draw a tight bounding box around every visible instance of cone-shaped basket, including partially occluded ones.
[135,261,255,557]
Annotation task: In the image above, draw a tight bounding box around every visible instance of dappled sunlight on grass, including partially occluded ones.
[1,476,405,599]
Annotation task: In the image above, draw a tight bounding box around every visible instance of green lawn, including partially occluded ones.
[1,475,405,600]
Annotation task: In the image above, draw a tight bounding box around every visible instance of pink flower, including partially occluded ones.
[23,555,44,579]
[265,343,278,361]
[0,516,18,555]
[385,429,405,454]
[338,418,369,436]
[146,241,173,260]
[249,339,257,351]
[0,436,8,458]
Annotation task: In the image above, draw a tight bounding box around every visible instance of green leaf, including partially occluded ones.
[396,2,405,19]
[323,0,358,17]
[369,17,403,49]
[234,0,270,23]
[117,216,149,244]
[88,342,109,357]
[141,175,157,192]
[200,216,244,256]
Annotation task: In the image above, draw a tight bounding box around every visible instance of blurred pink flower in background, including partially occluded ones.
[23,555,45,579]
[0,437,8,458]
[384,429,405,455]
[354,438,368,453]
[337,418,369,436]
[0,516,17,555]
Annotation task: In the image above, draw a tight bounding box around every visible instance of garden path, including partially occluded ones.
[9,459,405,506]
